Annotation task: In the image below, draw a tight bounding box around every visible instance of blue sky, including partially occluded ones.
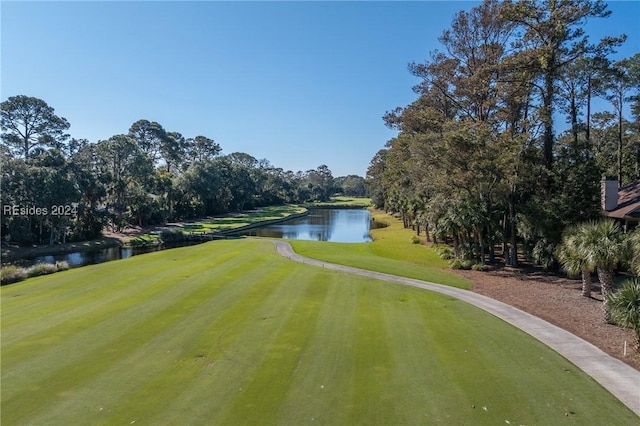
[2,1,639,177]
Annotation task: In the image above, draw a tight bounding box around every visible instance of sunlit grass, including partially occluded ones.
[290,210,471,289]
[173,205,307,233]
[312,196,372,206]
[2,238,636,424]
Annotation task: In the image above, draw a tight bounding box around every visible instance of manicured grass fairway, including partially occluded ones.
[1,240,637,424]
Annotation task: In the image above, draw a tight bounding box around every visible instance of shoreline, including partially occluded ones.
[1,236,124,263]
[1,205,314,263]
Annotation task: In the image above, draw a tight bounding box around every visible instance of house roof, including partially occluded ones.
[602,180,640,220]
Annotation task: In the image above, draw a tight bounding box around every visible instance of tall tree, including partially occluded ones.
[162,131,187,173]
[187,135,221,163]
[96,134,154,231]
[68,141,107,240]
[0,95,70,159]
[600,58,635,185]
[128,119,167,164]
[501,0,622,170]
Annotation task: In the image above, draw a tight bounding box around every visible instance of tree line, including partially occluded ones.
[366,0,640,269]
[1,96,367,245]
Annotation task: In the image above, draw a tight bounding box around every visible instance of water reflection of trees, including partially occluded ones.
[246,209,372,243]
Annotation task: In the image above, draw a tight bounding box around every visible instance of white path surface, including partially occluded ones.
[271,240,640,417]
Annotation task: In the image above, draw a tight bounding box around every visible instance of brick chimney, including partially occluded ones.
[601,177,619,211]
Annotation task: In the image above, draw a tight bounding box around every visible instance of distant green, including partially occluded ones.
[168,204,307,234]
[2,238,636,424]
[291,210,471,289]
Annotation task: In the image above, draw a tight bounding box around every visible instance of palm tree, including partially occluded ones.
[578,220,631,323]
[557,225,594,298]
[607,277,640,351]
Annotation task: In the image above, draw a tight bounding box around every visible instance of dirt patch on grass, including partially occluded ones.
[455,266,640,371]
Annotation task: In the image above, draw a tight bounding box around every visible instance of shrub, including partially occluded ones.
[28,263,58,277]
[471,263,489,272]
[1,265,28,285]
[457,242,475,261]
[449,258,473,270]
[411,236,421,244]
[1,261,70,285]
[159,228,185,243]
[55,261,70,271]
[449,258,462,269]
[607,277,640,351]
[434,245,454,260]
[531,239,557,270]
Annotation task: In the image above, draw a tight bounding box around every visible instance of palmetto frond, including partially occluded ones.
[607,277,640,350]
[557,225,593,277]
[578,220,630,272]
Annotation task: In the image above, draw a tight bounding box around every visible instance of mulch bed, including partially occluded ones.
[454,265,640,371]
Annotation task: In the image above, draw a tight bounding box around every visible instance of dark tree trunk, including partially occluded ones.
[508,195,518,267]
[597,269,615,323]
[542,71,555,171]
[618,106,623,186]
[477,225,485,265]
[581,267,592,298]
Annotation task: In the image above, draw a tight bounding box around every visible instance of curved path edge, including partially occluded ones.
[271,240,640,417]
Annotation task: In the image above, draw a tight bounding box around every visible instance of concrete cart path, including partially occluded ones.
[271,240,640,417]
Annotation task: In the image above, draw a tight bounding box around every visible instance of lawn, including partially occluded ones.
[291,210,471,289]
[310,196,372,207]
[176,205,307,233]
[1,239,637,424]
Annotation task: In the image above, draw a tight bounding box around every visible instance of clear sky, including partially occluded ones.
[2,1,639,177]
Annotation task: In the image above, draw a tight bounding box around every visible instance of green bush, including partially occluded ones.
[457,242,475,261]
[531,239,557,270]
[471,263,489,271]
[449,258,473,270]
[159,228,185,243]
[607,277,640,350]
[434,244,454,260]
[411,236,421,244]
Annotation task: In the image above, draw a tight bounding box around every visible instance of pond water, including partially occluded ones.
[241,208,374,243]
[4,241,198,269]
[5,209,375,270]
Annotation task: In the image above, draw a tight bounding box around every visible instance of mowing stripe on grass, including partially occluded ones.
[215,271,331,425]
[274,271,359,425]
[2,239,638,425]
[90,255,306,425]
[0,241,245,336]
[2,241,278,424]
[2,242,261,373]
[137,265,319,425]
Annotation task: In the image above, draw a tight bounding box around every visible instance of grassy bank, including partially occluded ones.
[1,238,637,424]
[308,196,372,208]
[175,205,307,234]
[0,205,308,263]
[291,210,471,289]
